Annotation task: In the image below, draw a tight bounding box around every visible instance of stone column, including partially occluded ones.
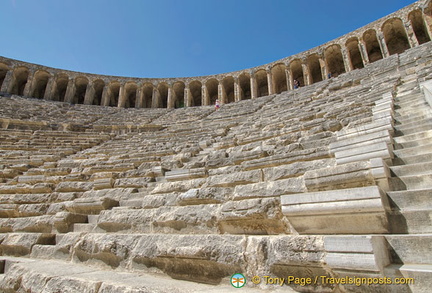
[84,82,95,105]
[358,39,370,65]
[184,86,192,107]
[43,77,55,100]
[167,86,175,109]
[341,46,353,73]
[23,70,35,98]
[266,69,275,95]
[64,79,75,103]
[234,77,241,102]
[250,74,258,99]
[377,32,389,58]
[101,85,110,106]
[218,82,226,104]
[135,86,142,108]
[1,70,13,93]
[201,85,210,106]
[319,56,329,80]
[302,61,310,86]
[152,87,160,108]
[423,12,432,41]
[117,84,126,108]
[404,21,419,48]
[285,68,292,91]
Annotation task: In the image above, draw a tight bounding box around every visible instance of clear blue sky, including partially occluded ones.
[1,0,416,78]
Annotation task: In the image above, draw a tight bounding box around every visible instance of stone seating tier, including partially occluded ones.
[1,42,432,292]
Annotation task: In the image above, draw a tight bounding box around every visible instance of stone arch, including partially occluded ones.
[206,78,218,105]
[409,9,431,44]
[157,83,168,108]
[72,76,89,104]
[173,81,185,108]
[324,44,345,77]
[346,38,364,69]
[222,76,235,104]
[238,72,251,100]
[271,63,287,94]
[290,59,304,87]
[10,67,29,95]
[363,29,383,63]
[382,18,410,55]
[52,73,69,102]
[108,81,121,107]
[189,80,202,107]
[92,79,105,106]
[0,63,9,91]
[306,54,322,84]
[124,82,138,108]
[31,70,51,99]
[141,83,153,108]
[254,69,268,97]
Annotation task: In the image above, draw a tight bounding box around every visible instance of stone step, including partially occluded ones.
[390,161,432,177]
[393,143,432,158]
[389,209,432,233]
[394,135,432,149]
[394,122,432,136]
[384,264,431,293]
[385,235,432,264]
[389,173,432,190]
[73,223,95,232]
[394,107,432,118]
[392,152,432,165]
[394,117,432,131]
[387,188,432,211]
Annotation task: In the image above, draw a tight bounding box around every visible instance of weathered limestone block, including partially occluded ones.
[81,188,138,201]
[74,234,141,268]
[230,148,268,164]
[0,233,55,256]
[304,160,375,191]
[242,147,331,170]
[233,178,306,199]
[141,193,178,209]
[281,186,390,234]
[113,177,152,188]
[93,178,114,190]
[0,204,18,217]
[68,197,119,215]
[204,170,262,187]
[55,181,93,192]
[53,212,87,233]
[0,183,54,194]
[178,187,232,205]
[165,168,207,182]
[0,215,53,233]
[98,205,219,233]
[0,168,19,179]
[17,203,49,217]
[219,197,288,234]
[263,159,335,181]
[151,178,206,194]
[130,234,245,284]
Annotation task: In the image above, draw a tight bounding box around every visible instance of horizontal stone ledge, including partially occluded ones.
[281,186,386,206]
[281,198,385,216]
[165,168,207,182]
[335,146,393,165]
[329,129,392,152]
[336,118,394,140]
[335,141,392,159]
[324,236,390,273]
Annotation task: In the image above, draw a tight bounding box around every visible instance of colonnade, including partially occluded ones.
[1,2,431,109]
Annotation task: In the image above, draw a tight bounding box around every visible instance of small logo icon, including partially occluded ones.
[230,273,246,288]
